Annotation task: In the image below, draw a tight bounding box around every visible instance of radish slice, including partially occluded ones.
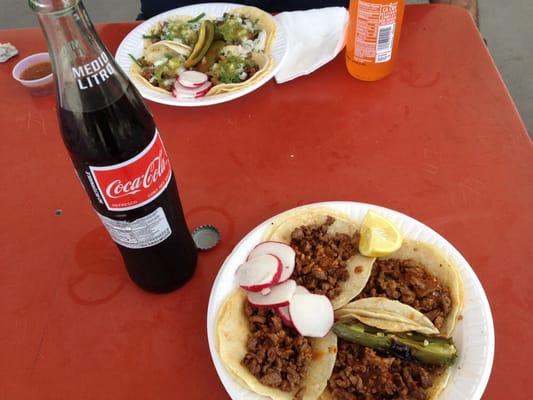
[295,286,310,295]
[276,306,293,327]
[248,279,297,308]
[178,70,209,88]
[276,286,310,327]
[289,293,334,338]
[173,80,212,99]
[236,254,282,292]
[248,241,296,282]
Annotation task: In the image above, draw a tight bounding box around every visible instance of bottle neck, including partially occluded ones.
[32,0,128,111]
[29,0,79,13]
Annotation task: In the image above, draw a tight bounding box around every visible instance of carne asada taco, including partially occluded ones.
[263,208,376,310]
[322,297,457,400]
[355,240,464,338]
[216,289,338,399]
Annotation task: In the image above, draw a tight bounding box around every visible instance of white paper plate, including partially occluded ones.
[115,3,287,107]
[207,201,494,400]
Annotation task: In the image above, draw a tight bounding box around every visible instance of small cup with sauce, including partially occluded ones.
[12,52,54,96]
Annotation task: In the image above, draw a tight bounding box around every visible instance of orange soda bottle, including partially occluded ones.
[345,0,406,81]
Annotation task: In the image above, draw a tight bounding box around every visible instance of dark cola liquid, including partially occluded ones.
[58,80,197,293]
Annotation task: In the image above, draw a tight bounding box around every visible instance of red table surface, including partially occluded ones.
[1,5,532,399]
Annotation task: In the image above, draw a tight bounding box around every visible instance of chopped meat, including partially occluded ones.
[290,217,360,300]
[356,259,452,329]
[245,66,258,78]
[242,302,312,393]
[328,340,443,400]
[261,371,282,387]
[140,68,154,81]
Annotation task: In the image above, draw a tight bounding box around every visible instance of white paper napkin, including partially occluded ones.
[274,7,349,84]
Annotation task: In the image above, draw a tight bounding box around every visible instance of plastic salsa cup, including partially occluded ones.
[12,52,54,96]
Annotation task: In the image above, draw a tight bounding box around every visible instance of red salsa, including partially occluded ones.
[21,61,52,80]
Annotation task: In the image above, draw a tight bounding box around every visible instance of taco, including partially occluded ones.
[201,5,277,95]
[216,289,338,399]
[335,297,440,336]
[322,297,457,400]
[263,207,376,310]
[142,14,203,48]
[206,48,271,95]
[354,240,464,338]
[130,42,191,93]
[215,6,277,53]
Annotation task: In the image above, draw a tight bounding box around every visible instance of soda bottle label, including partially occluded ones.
[70,51,116,90]
[88,131,172,211]
[97,207,172,249]
[352,1,398,64]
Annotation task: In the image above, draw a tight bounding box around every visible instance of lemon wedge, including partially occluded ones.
[359,210,403,257]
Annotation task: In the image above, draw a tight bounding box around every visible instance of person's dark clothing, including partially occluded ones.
[138,0,349,20]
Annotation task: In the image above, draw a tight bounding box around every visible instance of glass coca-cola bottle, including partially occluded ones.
[30,0,198,293]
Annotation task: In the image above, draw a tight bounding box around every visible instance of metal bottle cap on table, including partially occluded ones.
[191,224,220,251]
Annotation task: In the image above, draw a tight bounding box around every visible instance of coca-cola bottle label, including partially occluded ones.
[97,207,172,249]
[88,131,172,211]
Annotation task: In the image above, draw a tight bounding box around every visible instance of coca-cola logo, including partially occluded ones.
[105,150,169,199]
[89,132,172,211]
[144,151,169,187]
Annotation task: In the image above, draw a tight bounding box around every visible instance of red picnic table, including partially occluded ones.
[0,4,531,400]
